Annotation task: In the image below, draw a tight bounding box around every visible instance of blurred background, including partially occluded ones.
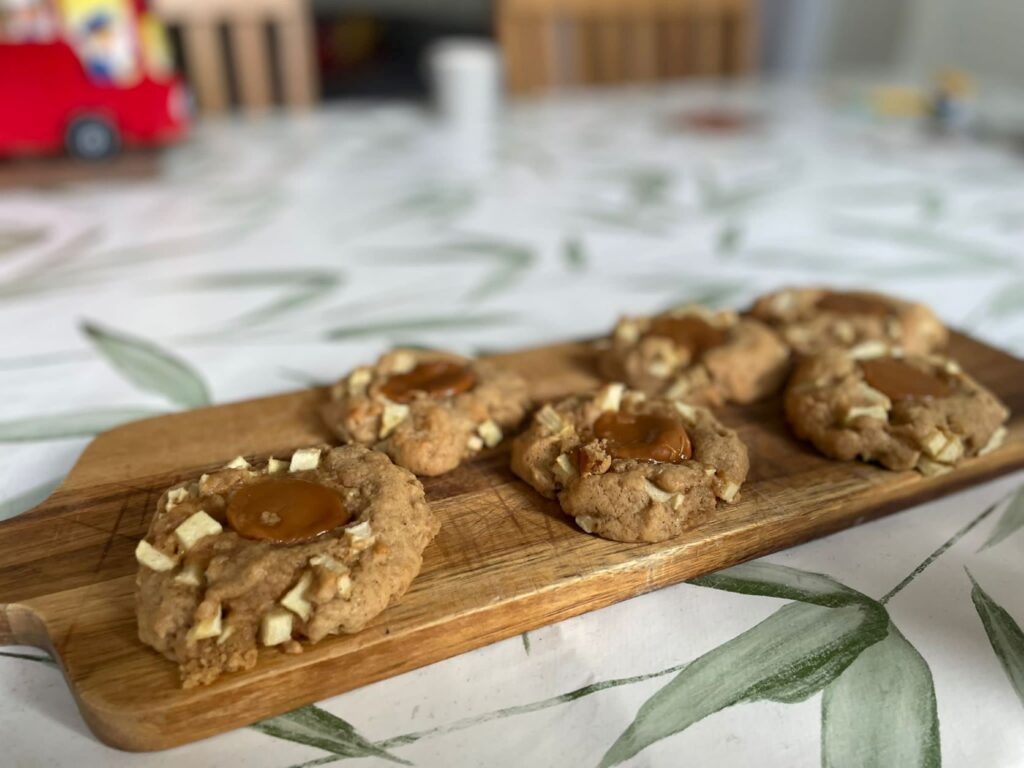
[3,0,1024,126]
[0,0,1023,513]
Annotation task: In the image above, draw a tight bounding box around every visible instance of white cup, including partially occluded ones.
[427,38,501,173]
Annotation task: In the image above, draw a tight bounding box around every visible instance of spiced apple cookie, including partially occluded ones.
[598,305,789,406]
[321,349,531,476]
[511,383,749,542]
[784,342,1008,474]
[135,445,439,687]
[749,286,947,356]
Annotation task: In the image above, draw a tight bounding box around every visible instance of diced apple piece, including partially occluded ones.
[135,540,178,572]
[260,608,293,646]
[345,521,375,552]
[174,511,223,552]
[595,383,625,412]
[187,606,222,642]
[289,447,321,472]
[552,453,577,485]
[379,402,410,439]
[174,561,204,587]
[477,419,503,448]
[165,487,190,511]
[281,571,314,621]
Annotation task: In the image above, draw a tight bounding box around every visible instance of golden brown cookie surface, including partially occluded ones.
[784,343,1009,473]
[749,287,948,356]
[134,445,439,687]
[321,349,531,476]
[598,305,789,406]
[511,384,749,543]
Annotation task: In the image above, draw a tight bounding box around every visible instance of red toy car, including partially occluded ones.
[0,0,189,159]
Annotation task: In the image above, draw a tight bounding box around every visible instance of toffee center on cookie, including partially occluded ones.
[227,478,351,543]
[815,291,895,317]
[644,315,728,360]
[591,410,692,463]
[380,360,477,403]
[860,357,952,401]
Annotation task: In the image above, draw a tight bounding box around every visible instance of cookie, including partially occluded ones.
[321,349,531,476]
[784,342,1009,474]
[135,445,439,687]
[511,383,749,542]
[749,286,947,356]
[598,305,789,406]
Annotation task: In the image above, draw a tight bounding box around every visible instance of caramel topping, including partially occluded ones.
[226,478,350,543]
[816,291,894,317]
[593,411,693,463]
[379,360,476,404]
[861,358,952,401]
[645,315,728,359]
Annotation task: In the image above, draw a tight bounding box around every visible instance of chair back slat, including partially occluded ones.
[498,0,755,94]
[154,0,317,113]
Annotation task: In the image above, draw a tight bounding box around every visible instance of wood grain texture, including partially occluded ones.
[1,332,1022,751]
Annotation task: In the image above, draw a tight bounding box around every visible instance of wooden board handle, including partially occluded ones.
[0,603,46,648]
[0,606,12,645]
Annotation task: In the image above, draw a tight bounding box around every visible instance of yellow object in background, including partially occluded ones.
[939,69,975,98]
[868,86,926,118]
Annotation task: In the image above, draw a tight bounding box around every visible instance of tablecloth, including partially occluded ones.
[1,82,1023,767]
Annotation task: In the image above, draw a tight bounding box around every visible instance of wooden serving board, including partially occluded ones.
[2,332,1023,752]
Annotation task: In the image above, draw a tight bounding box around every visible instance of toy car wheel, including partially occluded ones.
[65,117,120,160]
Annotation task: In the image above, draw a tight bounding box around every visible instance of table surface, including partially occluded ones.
[1,82,1022,767]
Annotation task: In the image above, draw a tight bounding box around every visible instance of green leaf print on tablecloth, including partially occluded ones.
[980,280,1024,321]
[599,601,889,767]
[253,705,409,765]
[968,571,1024,709]
[82,322,210,408]
[366,239,533,302]
[979,486,1024,551]
[325,313,516,340]
[0,408,164,442]
[599,566,890,767]
[0,223,47,258]
[563,236,587,272]
[170,270,344,330]
[821,625,940,768]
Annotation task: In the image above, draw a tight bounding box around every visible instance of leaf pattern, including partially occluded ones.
[171,270,344,329]
[324,313,517,340]
[690,561,873,607]
[252,705,408,764]
[598,601,890,767]
[821,624,940,768]
[0,223,47,258]
[81,322,210,408]
[968,571,1024,708]
[366,240,534,301]
[563,236,587,272]
[0,408,163,442]
[979,487,1024,551]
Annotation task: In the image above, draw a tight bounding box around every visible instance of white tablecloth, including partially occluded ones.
[1,83,1023,767]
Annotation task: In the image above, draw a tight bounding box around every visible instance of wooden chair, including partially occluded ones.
[497,0,756,94]
[153,0,318,113]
